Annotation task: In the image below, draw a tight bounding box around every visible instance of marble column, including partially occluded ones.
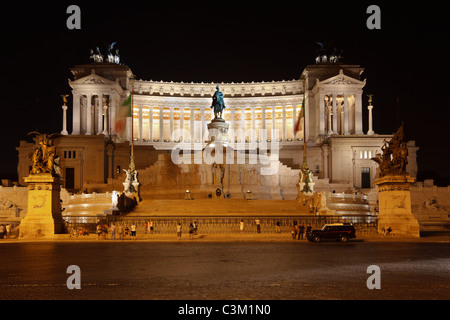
[319,93,325,135]
[343,93,349,135]
[97,94,103,135]
[261,106,266,130]
[190,107,194,142]
[251,106,256,141]
[332,93,337,134]
[282,105,286,141]
[231,107,236,133]
[102,103,108,136]
[292,104,297,140]
[61,104,68,135]
[327,97,333,136]
[86,94,92,135]
[200,108,205,142]
[367,105,375,135]
[169,107,174,142]
[72,93,80,135]
[149,107,153,142]
[272,106,276,140]
[355,93,364,134]
[241,108,246,138]
[159,107,164,142]
[180,107,184,142]
[110,94,116,135]
[138,104,143,142]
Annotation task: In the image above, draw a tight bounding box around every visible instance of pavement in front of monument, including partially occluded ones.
[2,232,450,243]
[0,238,449,300]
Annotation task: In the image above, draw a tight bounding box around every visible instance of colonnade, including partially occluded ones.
[71,92,119,136]
[319,92,364,136]
[131,104,304,143]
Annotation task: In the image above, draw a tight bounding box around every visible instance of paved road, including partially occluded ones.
[0,241,448,300]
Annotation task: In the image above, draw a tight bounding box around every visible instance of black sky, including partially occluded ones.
[1,1,449,183]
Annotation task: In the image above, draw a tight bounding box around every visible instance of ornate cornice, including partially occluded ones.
[133,79,304,98]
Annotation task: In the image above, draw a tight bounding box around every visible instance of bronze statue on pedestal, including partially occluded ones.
[27,132,61,176]
[371,124,408,176]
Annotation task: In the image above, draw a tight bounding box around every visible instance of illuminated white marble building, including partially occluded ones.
[17,56,418,196]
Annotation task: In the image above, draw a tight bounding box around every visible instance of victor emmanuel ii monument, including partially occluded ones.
[10,44,430,234]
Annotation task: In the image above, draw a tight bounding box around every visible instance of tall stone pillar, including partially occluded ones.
[138,104,143,142]
[332,94,337,134]
[61,104,68,135]
[326,97,333,136]
[190,107,195,142]
[271,106,276,140]
[282,105,286,141]
[98,94,103,135]
[319,93,325,135]
[251,106,256,141]
[102,102,108,136]
[149,107,154,142]
[110,94,116,135]
[200,108,205,142]
[367,105,375,135]
[159,107,164,141]
[86,94,92,135]
[343,93,349,135]
[169,107,174,141]
[72,93,80,135]
[292,104,297,140]
[180,107,184,142]
[355,93,364,134]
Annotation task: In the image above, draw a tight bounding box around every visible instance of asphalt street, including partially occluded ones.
[0,241,448,300]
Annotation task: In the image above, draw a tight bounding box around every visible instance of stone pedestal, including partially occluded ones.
[375,175,420,237]
[207,118,229,145]
[19,174,65,238]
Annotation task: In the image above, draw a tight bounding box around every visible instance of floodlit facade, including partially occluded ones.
[16,57,418,198]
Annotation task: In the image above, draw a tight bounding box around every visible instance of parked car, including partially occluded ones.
[306,223,356,242]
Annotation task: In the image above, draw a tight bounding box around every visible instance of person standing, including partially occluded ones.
[255,218,261,234]
[290,224,296,240]
[149,220,155,234]
[110,223,116,240]
[6,224,11,238]
[193,220,198,237]
[130,223,137,240]
[298,223,305,240]
[176,223,182,240]
[239,220,244,234]
[293,221,298,239]
[275,220,281,233]
[117,223,124,240]
[0,224,5,239]
[96,224,102,240]
[188,223,194,240]
[306,224,312,235]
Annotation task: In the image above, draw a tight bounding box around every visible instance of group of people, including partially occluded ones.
[96,223,137,240]
[0,224,12,239]
[381,226,393,236]
[69,226,89,237]
[290,221,312,240]
[176,221,199,240]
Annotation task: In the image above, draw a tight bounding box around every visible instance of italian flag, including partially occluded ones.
[294,94,305,134]
[115,94,132,134]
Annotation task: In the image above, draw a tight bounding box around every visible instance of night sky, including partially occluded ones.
[1,1,449,184]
